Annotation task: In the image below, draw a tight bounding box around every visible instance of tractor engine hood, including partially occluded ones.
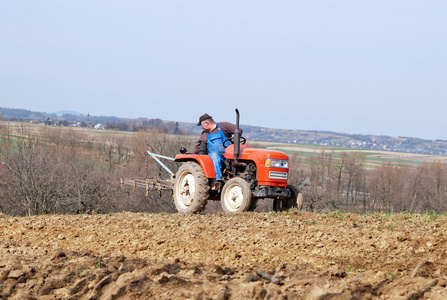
[224,145,290,186]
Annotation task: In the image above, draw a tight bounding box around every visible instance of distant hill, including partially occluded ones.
[0,107,55,120]
[53,110,85,117]
[1,106,447,156]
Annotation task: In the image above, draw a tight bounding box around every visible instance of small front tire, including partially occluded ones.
[221,178,252,213]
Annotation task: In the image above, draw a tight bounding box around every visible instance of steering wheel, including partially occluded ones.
[223,136,246,148]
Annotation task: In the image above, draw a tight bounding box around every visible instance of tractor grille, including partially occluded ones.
[269,171,288,180]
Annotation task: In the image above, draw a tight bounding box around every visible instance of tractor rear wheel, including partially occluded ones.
[221,178,252,213]
[173,162,209,214]
[273,185,303,212]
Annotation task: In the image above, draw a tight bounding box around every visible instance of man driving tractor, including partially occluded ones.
[193,113,243,186]
[122,109,302,214]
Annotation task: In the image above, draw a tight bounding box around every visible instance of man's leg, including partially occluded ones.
[209,151,224,181]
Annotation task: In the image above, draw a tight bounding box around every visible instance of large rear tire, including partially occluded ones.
[173,162,209,214]
[273,185,303,212]
[221,178,252,213]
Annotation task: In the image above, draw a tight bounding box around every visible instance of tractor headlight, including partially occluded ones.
[265,159,288,169]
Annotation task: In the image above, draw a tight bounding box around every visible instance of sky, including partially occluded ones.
[1,1,446,140]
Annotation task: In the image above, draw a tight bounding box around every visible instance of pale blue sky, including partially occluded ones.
[1,1,446,140]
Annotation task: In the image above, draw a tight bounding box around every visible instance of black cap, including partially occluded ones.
[197,113,212,126]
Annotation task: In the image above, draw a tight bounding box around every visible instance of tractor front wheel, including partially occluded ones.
[221,178,252,213]
[273,185,303,212]
[173,162,209,214]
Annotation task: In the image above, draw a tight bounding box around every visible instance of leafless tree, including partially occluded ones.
[342,153,367,212]
[40,126,64,148]
[62,127,87,151]
[0,139,69,215]
[368,162,405,213]
[97,133,118,170]
[115,135,131,165]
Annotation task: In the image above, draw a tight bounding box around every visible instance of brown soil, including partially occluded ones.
[1,211,447,299]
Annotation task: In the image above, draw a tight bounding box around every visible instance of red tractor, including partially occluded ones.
[172,109,303,214]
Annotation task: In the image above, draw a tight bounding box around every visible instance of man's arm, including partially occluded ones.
[193,131,208,154]
[219,122,243,138]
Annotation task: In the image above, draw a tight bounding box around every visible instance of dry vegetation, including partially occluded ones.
[2,122,447,215]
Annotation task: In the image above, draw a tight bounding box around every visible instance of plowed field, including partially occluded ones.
[1,211,446,299]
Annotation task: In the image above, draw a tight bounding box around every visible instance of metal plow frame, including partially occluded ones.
[120,178,173,196]
[120,150,176,196]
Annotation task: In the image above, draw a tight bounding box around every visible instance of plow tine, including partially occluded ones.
[121,177,174,196]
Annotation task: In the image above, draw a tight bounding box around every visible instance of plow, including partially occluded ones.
[120,151,175,196]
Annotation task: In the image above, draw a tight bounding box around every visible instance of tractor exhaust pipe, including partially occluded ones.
[234,108,240,163]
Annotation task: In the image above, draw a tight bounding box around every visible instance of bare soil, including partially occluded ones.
[1,211,447,299]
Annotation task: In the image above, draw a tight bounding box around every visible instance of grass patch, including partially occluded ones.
[305,220,317,225]
[327,210,347,219]
[386,272,396,279]
[365,156,422,165]
[422,212,443,222]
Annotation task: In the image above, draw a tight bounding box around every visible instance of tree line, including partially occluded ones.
[0,124,192,216]
[1,123,446,216]
[289,151,447,214]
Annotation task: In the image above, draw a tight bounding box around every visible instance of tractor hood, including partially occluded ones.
[224,145,289,163]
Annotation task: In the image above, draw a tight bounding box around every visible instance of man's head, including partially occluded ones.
[197,113,216,132]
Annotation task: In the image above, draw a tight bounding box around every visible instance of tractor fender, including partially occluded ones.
[174,154,216,179]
